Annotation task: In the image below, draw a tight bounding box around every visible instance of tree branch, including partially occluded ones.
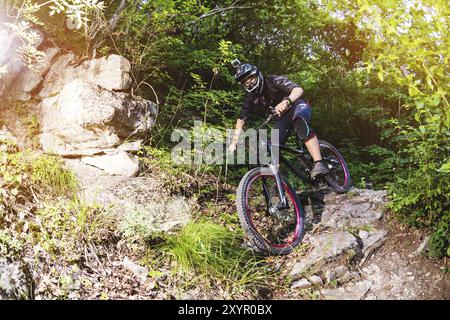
[108,0,128,31]
[188,1,265,25]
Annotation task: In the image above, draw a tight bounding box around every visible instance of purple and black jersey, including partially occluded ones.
[238,74,316,144]
[239,75,301,122]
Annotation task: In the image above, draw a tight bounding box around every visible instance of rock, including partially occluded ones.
[10,91,31,101]
[361,230,388,254]
[81,151,140,177]
[320,189,388,229]
[63,158,107,183]
[290,232,358,280]
[321,280,371,300]
[0,24,44,97]
[117,140,143,152]
[117,196,193,234]
[63,171,192,234]
[359,230,388,266]
[39,54,131,98]
[414,236,430,256]
[292,279,311,290]
[335,266,349,277]
[10,47,60,100]
[38,53,76,98]
[122,257,148,283]
[365,292,378,300]
[358,230,370,239]
[308,275,324,286]
[0,259,33,300]
[81,54,132,91]
[38,79,157,156]
[339,271,353,284]
[0,126,18,145]
[325,266,348,283]
[350,271,362,281]
[362,264,381,276]
[157,197,193,232]
[325,270,336,282]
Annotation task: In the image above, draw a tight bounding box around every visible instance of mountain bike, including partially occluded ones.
[235,113,352,255]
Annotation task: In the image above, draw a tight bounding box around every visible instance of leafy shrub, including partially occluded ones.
[0,229,22,258]
[119,209,161,244]
[339,139,397,189]
[387,125,450,257]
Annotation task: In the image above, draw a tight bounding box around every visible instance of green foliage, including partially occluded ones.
[119,209,161,244]
[156,220,273,298]
[4,0,448,261]
[339,139,397,189]
[0,229,22,258]
[122,0,449,259]
[326,0,450,258]
[0,0,105,72]
[30,154,78,197]
[0,140,78,212]
[385,119,450,257]
[428,214,450,259]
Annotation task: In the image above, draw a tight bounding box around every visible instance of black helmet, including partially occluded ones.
[231,59,264,94]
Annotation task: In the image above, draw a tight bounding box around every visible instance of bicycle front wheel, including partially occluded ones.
[236,167,305,255]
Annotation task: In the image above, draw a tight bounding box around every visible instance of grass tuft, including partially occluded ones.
[30,154,79,197]
[157,220,275,298]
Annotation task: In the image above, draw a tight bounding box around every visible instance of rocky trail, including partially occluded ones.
[272,189,449,300]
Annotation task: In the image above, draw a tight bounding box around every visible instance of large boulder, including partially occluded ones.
[38,79,157,156]
[290,231,359,280]
[81,151,140,177]
[10,48,60,101]
[61,160,193,233]
[0,23,44,97]
[39,54,132,98]
[319,189,388,229]
[321,280,372,300]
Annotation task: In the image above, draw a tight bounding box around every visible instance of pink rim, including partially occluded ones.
[244,173,301,249]
[323,144,349,187]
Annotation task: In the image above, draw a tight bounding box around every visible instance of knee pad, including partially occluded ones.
[293,117,316,142]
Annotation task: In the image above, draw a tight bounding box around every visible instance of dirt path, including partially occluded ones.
[270,188,449,300]
[360,222,449,300]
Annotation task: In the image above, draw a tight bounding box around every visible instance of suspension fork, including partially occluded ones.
[261,177,273,210]
[260,163,289,210]
[256,119,288,210]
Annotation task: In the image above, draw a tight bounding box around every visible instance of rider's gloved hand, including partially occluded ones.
[275,100,290,115]
[228,131,241,152]
[228,141,238,152]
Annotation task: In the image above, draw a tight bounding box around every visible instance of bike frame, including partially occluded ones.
[251,113,319,211]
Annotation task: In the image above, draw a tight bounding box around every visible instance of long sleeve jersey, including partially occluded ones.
[239,74,301,122]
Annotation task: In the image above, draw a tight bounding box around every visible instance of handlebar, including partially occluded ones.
[259,103,294,129]
[259,113,275,130]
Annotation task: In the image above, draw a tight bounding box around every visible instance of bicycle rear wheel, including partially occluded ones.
[315,140,352,193]
[236,167,305,255]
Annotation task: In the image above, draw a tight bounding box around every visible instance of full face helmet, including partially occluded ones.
[232,59,264,94]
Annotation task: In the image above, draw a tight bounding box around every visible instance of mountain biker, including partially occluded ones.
[228,60,330,179]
